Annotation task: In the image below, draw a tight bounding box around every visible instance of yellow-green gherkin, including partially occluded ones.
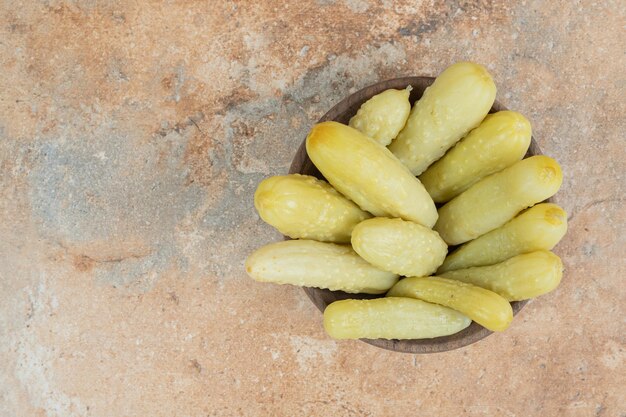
[419,111,532,203]
[323,297,471,340]
[389,62,497,175]
[438,203,568,273]
[349,87,412,146]
[306,121,438,228]
[387,276,513,332]
[245,240,398,294]
[351,217,447,277]
[440,251,563,301]
[434,156,563,245]
[254,174,370,243]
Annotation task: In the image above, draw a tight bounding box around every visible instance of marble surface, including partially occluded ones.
[1,1,624,416]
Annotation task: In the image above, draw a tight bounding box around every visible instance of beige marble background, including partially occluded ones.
[1,1,624,416]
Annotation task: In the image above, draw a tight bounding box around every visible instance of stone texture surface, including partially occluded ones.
[0,1,624,416]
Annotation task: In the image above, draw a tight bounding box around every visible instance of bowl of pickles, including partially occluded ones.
[246,62,567,353]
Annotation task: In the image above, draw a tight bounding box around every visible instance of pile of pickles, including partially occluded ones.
[246,62,567,340]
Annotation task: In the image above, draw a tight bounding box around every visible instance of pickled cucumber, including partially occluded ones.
[349,87,412,146]
[351,217,447,277]
[387,276,513,332]
[323,297,471,340]
[254,174,370,243]
[434,156,563,245]
[440,251,563,301]
[389,62,497,175]
[306,121,438,228]
[438,203,567,273]
[419,111,532,203]
[245,239,398,294]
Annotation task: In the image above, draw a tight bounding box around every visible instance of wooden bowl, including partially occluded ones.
[288,76,547,353]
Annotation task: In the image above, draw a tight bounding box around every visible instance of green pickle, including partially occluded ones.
[389,62,497,175]
[351,217,447,277]
[387,276,513,332]
[440,251,563,301]
[438,203,568,273]
[245,240,398,294]
[420,111,532,203]
[434,156,563,245]
[349,87,412,146]
[323,297,471,340]
[254,174,370,243]
[306,121,438,228]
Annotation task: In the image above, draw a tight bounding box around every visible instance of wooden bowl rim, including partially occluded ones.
[288,76,548,354]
